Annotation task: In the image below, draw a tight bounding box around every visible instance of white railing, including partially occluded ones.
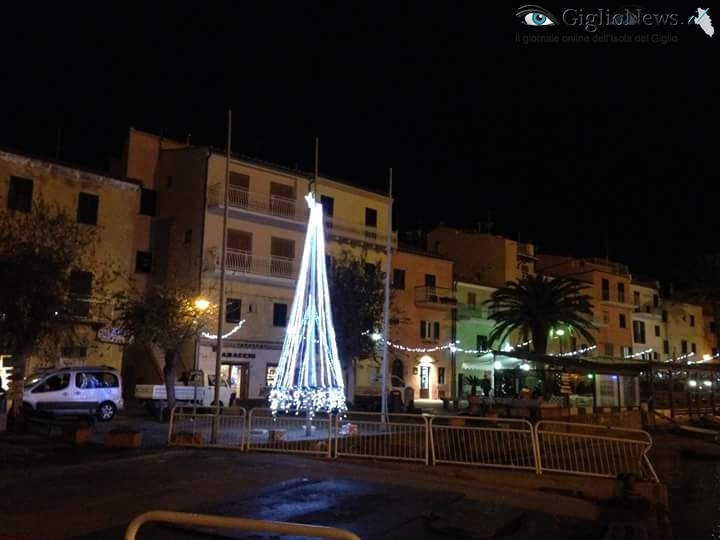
[335,412,430,464]
[124,510,361,540]
[535,421,658,481]
[246,408,333,457]
[325,215,397,246]
[168,408,660,482]
[208,184,307,222]
[429,415,538,473]
[224,249,298,279]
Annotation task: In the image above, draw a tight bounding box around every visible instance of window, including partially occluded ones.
[184,230,192,244]
[467,292,477,306]
[227,229,252,251]
[633,291,640,305]
[32,373,70,393]
[270,182,295,216]
[601,279,610,301]
[681,340,688,354]
[365,262,376,276]
[77,371,118,389]
[365,208,377,227]
[135,251,153,274]
[619,314,627,328]
[653,294,659,307]
[690,315,695,327]
[602,311,610,324]
[424,274,436,287]
[633,320,646,344]
[691,343,697,354]
[654,325,661,337]
[77,192,99,225]
[617,283,625,303]
[69,270,93,296]
[60,346,87,358]
[7,176,33,212]
[662,310,667,322]
[420,320,440,340]
[229,172,250,189]
[265,364,278,387]
[476,335,489,353]
[663,340,669,354]
[273,303,288,327]
[604,343,614,357]
[226,298,242,323]
[438,367,446,385]
[392,269,405,290]
[320,195,334,217]
[139,188,157,216]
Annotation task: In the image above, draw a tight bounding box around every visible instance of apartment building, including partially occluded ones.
[383,247,454,400]
[629,277,664,361]
[536,255,635,358]
[0,148,140,378]
[119,129,394,400]
[663,301,707,362]
[426,227,537,289]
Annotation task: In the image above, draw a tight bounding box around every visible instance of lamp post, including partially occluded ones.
[555,328,565,355]
[192,298,210,406]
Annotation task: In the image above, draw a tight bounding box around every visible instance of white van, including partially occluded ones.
[23,367,124,421]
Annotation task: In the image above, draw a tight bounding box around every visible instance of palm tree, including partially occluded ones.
[485,274,595,355]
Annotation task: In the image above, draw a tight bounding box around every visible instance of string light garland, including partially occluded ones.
[200,320,246,340]
[269,193,347,416]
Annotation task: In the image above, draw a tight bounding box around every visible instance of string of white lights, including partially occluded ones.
[200,320,246,340]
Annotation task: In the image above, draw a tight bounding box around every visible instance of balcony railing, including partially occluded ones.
[325,216,397,246]
[600,292,634,305]
[208,184,307,222]
[517,243,537,259]
[414,286,457,308]
[456,304,490,319]
[65,295,114,324]
[223,248,298,280]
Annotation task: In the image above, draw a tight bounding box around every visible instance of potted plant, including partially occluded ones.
[464,375,483,414]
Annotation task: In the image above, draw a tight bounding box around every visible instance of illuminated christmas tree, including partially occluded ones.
[268,192,347,417]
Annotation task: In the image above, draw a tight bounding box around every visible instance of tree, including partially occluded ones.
[0,199,108,405]
[327,249,388,367]
[114,286,214,409]
[485,274,595,355]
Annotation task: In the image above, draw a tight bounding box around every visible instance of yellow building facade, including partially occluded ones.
[120,129,395,401]
[0,148,140,378]
[382,248,454,401]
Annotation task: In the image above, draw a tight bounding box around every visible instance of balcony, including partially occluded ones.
[325,216,397,248]
[517,243,537,260]
[204,248,298,284]
[65,296,114,327]
[414,286,457,309]
[207,184,307,223]
[633,304,663,318]
[456,303,490,320]
[599,292,635,308]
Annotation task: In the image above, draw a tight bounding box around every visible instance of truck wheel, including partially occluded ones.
[97,401,117,422]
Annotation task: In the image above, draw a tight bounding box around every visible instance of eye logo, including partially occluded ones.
[516,5,559,26]
[609,5,643,25]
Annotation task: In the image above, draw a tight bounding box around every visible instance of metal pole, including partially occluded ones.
[312,136,319,195]
[380,168,393,423]
[212,109,231,443]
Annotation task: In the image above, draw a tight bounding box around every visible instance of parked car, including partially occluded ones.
[23,366,124,421]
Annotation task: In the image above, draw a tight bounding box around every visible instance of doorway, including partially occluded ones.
[221,362,249,401]
[419,365,431,399]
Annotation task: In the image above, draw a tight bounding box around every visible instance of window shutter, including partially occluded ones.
[433,322,440,339]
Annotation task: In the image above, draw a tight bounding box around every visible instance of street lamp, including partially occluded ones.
[555,328,565,355]
[193,297,210,406]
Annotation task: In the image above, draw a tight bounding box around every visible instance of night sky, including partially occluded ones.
[1,2,717,282]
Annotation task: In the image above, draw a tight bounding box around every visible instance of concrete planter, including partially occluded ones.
[105,429,142,449]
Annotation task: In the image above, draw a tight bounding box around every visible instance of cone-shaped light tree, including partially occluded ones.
[268,192,347,416]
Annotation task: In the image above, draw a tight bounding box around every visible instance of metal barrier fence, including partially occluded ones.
[429,415,538,473]
[335,412,429,464]
[168,407,659,482]
[124,510,361,540]
[535,421,659,481]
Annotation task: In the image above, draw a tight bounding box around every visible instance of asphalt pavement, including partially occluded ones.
[0,404,669,540]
